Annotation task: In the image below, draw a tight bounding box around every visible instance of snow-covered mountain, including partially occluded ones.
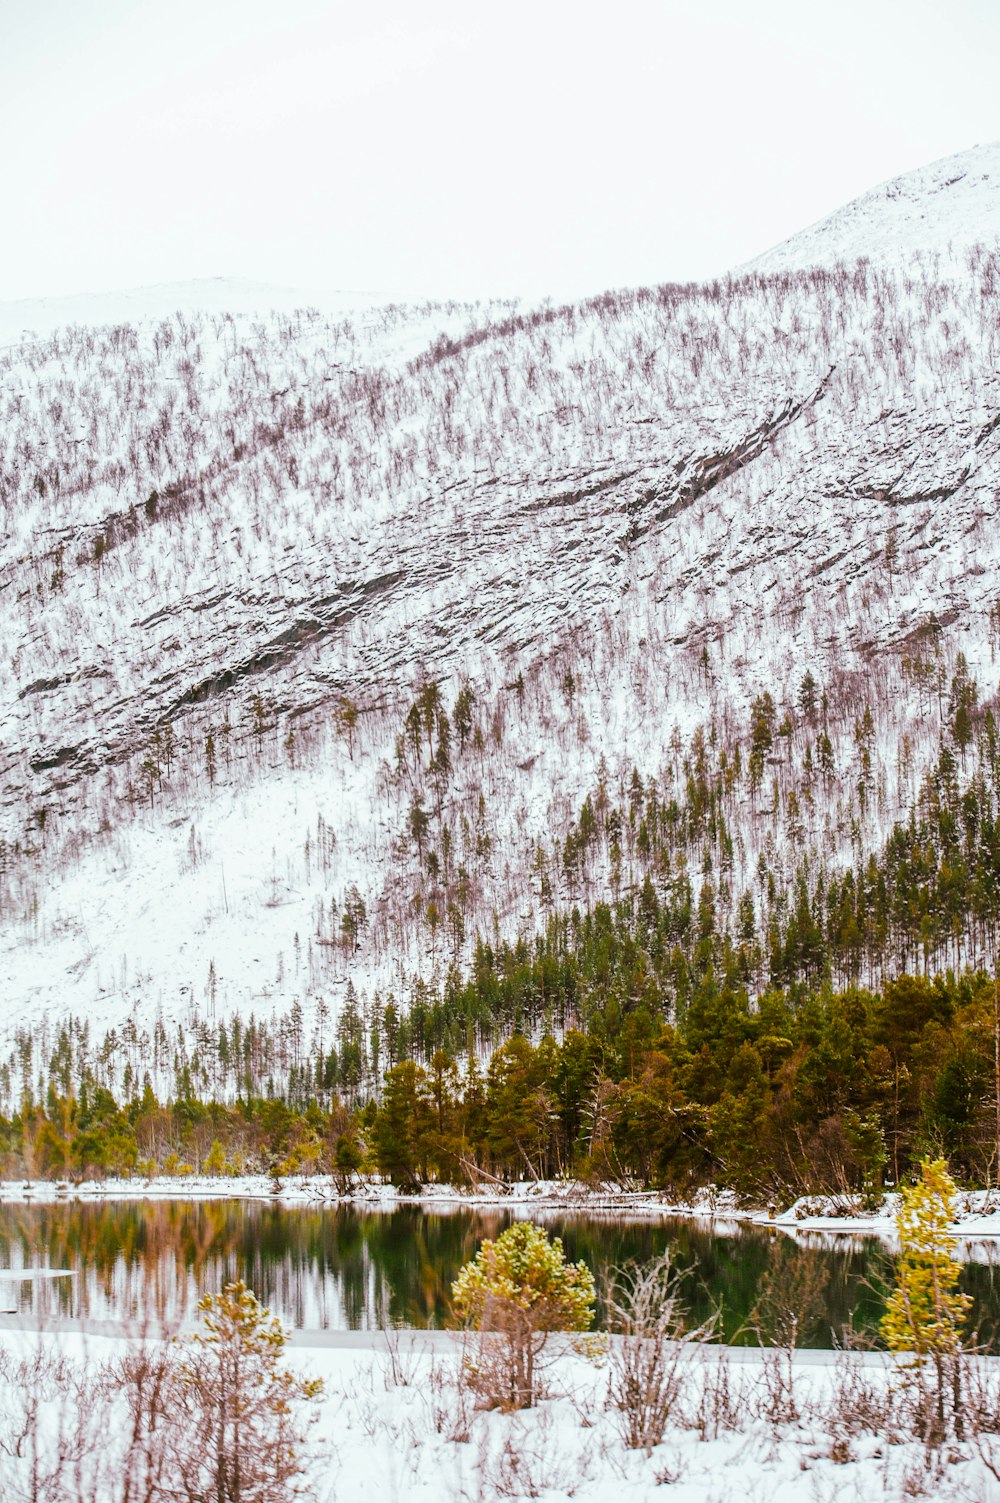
[4,143,1000,1062]
[746,141,1000,274]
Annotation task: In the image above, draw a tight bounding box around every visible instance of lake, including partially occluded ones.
[3,1199,1000,1347]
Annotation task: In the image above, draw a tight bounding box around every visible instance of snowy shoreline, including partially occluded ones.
[5,1173,1000,1241]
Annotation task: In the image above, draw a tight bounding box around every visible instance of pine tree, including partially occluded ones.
[334,694,359,759]
[817,731,835,781]
[409,799,430,862]
[171,1282,322,1502]
[454,682,475,750]
[374,1060,432,1188]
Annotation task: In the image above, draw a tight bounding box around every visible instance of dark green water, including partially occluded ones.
[3,1199,1000,1347]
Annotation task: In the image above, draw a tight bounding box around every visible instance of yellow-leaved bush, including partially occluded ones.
[174,1281,324,1501]
[451,1222,595,1409]
[881,1157,972,1443]
[881,1157,971,1358]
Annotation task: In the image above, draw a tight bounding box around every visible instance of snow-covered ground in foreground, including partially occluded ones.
[1,1326,998,1502]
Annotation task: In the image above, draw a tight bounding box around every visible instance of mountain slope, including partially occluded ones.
[746,140,1000,274]
[3,149,1000,1065]
[0,278,408,347]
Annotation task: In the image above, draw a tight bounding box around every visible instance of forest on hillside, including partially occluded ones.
[5,962,1000,1200]
[6,254,1000,1037]
[6,633,1000,1198]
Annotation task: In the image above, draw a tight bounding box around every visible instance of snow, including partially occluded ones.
[754,1190,1000,1245]
[0,1174,745,1217]
[745,140,1000,275]
[0,277,421,347]
[3,143,1000,1057]
[0,1324,998,1501]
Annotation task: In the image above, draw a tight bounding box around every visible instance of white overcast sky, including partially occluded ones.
[3,0,999,304]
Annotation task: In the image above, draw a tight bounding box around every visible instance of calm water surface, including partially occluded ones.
[3,1200,1000,1347]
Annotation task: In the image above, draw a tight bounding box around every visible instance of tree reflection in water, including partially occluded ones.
[3,1200,1000,1347]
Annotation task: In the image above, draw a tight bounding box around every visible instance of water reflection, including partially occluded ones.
[1,1200,999,1348]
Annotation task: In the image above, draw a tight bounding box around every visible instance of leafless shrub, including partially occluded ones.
[112,1333,183,1503]
[475,1405,595,1499]
[749,1241,829,1426]
[687,1346,746,1441]
[424,1345,475,1443]
[605,1248,716,1453]
[820,1338,900,1466]
[0,1342,113,1503]
[377,1324,420,1388]
[954,1352,1000,1480]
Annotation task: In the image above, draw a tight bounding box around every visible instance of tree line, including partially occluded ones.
[5,964,1000,1199]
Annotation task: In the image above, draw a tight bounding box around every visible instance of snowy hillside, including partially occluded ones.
[4,144,1000,1073]
[747,140,1000,274]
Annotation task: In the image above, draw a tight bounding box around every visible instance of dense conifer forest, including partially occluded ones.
[5,963,1000,1200]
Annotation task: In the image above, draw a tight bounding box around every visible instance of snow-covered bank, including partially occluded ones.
[2,1326,999,1502]
[0,1174,746,1217]
[7,1173,1000,1245]
[752,1189,1000,1241]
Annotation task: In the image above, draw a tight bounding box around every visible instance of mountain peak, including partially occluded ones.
[744,140,1000,275]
